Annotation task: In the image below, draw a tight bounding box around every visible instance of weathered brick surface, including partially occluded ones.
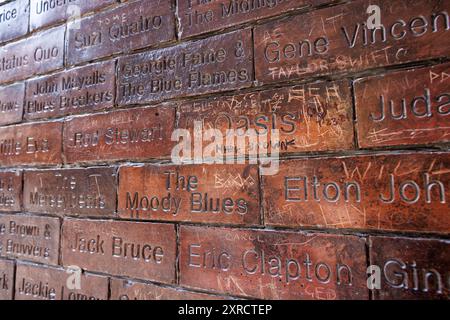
[0,258,14,300]
[0,170,22,212]
[24,60,116,120]
[263,152,450,234]
[66,0,176,66]
[369,236,450,300]
[254,0,450,84]
[0,82,24,126]
[118,163,260,225]
[110,278,227,300]
[177,80,354,155]
[63,106,175,164]
[178,0,332,39]
[0,214,60,265]
[355,63,450,148]
[117,29,253,105]
[23,167,117,217]
[0,26,65,84]
[61,219,177,284]
[0,0,447,301]
[180,226,368,299]
[0,121,62,167]
[30,0,115,30]
[15,263,109,300]
[0,0,28,44]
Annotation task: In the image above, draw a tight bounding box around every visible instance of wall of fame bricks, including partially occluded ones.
[0,0,449,301]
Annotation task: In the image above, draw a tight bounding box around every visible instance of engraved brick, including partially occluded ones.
[369,236,450,300]
[0,0,29,44]
[177,80,354,155]
[63,106,175,164]
[0,214,60,265]
[0,121,63,167]
[61,219,176,284]
[24,60,116,120]
[180,226,368,299]
[0,259,14,300]
[30,0,115,30]
[254,0,450,84]
[118,164,260,225]
[66,0,175,66]
[117,29,253,105]
[23,168,117,217]
[0,83,24,126]
[355,63,450,148]
[263,152,450,234]
[110,278,227,300]
[0,26,65,85]
[178,0,332,38]
[15,263,108,300]
[0,170,22,212]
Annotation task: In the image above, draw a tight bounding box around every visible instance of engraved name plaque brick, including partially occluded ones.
[0,171,22,212]
[180,226,368,299]
[0,121,63,167]
[355,63,450,148]
[118,164,260,225]
[62,219,176,284]
[263,152,450,234]
[66,0,175,65]
[117,29,253,105]
[24,60,116,120]
[24,168,117,217]
[0,214,60,265]
[254,0,450,84]
[0,26,64,84]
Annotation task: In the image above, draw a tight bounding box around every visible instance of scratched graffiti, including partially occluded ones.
[180,226,368,300]
[177,81,354,156]
[355,63,450,148]
[263,153,450,234]
[254,0,450,83]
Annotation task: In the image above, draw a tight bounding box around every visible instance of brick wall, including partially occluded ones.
[0,0,449,300]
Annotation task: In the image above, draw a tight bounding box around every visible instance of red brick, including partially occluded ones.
[66,0,175,65]
[0,170,22,212]
[0,259,14,300]
[23,168,117,217]
[177,80,354,155]
[0,82,24,126]
[110,278,227,300]
[369,236,450,300]
[180,226,368,299]
[263,152,450,234]
[0,0,28,43]
[118,164,260,225]
[0,121,63,167]
[24,60,116,120]
[355,63,450,148]
[117,29,253,105]
[178,0,332,39]
[61,219,176,284]
[0,26,65,84]
[0,214,60,265]
[30,0,115,30]
[0,0,446,303]
[15,263,108,300]
[254,0,450,84]
[63,106,175,164]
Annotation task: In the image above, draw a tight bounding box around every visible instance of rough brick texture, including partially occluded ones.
[0,0,448,300]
